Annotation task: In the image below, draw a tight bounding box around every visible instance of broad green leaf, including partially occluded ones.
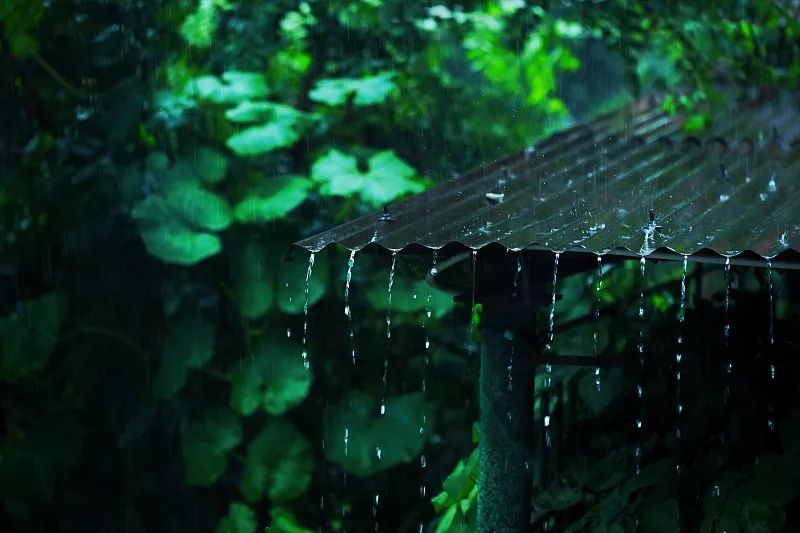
[241,418,313,502]
[0,291,66,382]
[185,71,268,104]
[739,500,785,532]
[153,313,216,397]
[214,502,257,533]
[181,409,242,486]
[433,448,479,512]
[309,72,396,106]
[234,176,311,223]
[170,147,229,185]
[180,0,217,48]
[234,242,274,319]
[131,187,227,265]
[269,508,315,533]
[640,498,679,533]
[277,252,328,314]
[230,335,311,416]
[311,149,424,207]
[137,220,221,265]
[310,149,362,196]
[365,276,454,318]
[225,101,305,125]
[323,391,434,477]
[164,180,232,231]
[227,122,300,156]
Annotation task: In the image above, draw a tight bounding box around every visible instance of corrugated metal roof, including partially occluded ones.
[296,94,800,268]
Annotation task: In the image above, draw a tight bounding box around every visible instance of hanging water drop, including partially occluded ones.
[301,252,315,370]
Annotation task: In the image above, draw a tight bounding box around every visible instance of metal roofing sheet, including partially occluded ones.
[296,95,800,267]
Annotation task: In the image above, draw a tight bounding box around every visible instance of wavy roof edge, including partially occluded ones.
[294,92,800,268]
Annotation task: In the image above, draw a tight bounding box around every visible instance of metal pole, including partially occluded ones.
[476,253,539,533]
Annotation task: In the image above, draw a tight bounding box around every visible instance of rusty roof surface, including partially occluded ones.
[296,94,800,268]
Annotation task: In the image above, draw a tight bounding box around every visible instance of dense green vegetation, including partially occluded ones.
[1,1,800,531]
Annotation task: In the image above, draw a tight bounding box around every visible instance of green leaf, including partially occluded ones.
[0,291,66,382]
[214,502,257,533]
[269,508,315,533]
[739,500,785,532]
[309,72,396,106]
[131,184,229,265]
[227,122,300,156]
[323,391,434,477]
[365,276,454,318]
[230,335,311,416]
[182,409,242,486]
[171,147,229,185]
[153,313,216,397]
[164,180,232,231]
[180,0,217,48]
[311,149,424,207]
[277,252,328,314]
[225,101,305,124]
[432,448,479,512]
[185,71,268,104]
[641,498,679,533]
[241,418,313,502]
[234,242,274,319]
[684,113,711,134]
[233,176,311,223]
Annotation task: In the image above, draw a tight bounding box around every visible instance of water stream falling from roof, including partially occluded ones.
[723,258,733,407]
[301,252,315,370]
[470,250,477,353]
[380,252,398,417]
[635,256,646,474]
[344,250,357,365]
[418,252,436,532]
[594,255,603,391]
[675,256,688,467]
[767,259,776,432]
[544,253,560,449]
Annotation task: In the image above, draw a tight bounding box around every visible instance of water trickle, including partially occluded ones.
[544,253,559,447]
[635,256,647,474]
[723,258,731,344]
[301,252,315,370]
[470,250,478,353]
[544,253,560,389]
[387,252,397,340]
[675,256,688,470]
[767,259,776,432]
[594,255,603,391]
[344,250,357,365]
[513,255,522,298]
[767,260,774,345]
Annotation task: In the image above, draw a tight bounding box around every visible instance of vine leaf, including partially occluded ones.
[240,418,313,502]
[181,409,242,487]
[153,313,216,397]
[323,391,433,477]
[309,72,396,106]
[0,291,67,382]
[234,176,311,223]
[214,502,256,533]
[311,149,424,207]
[230,335,311,416]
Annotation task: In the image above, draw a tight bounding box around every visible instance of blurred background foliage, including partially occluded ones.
[1,0,800,531]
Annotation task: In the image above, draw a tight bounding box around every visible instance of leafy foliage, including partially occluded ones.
[1,0,799,532]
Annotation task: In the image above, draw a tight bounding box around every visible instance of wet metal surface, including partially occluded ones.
[296,95,800,268]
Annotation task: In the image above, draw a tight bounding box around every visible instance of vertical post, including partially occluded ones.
[476,253,539,533]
